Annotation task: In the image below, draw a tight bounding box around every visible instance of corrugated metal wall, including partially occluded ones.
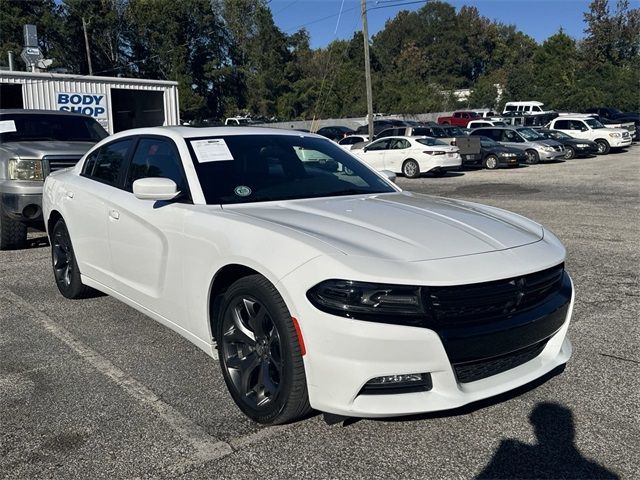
[0,72,179,134]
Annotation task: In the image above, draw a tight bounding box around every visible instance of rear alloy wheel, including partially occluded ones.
[402,159,420,178]
[525,150,540,165]
[217,275,310,425]
[564,146,576,159]
[484,155,499,170]
[51,219,94,299]
[0,211,27,250]
[595,139,610,155]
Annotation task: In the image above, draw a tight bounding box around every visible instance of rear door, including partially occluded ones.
[63,138,133,286]
[384,138,412,171]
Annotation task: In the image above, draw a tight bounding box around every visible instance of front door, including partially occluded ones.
[106,136,191,321]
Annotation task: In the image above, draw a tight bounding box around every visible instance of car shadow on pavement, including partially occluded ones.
[474,402,619,480]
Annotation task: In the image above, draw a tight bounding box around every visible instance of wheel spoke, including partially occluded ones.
[227,351,260,394]
[248,307,267,339]
[259,360,278,397]
[226,306,256,346]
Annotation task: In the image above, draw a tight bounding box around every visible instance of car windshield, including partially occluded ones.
[518,128,545,141]
[443,126,464,136]
[416,137,447,146]
[585,118,605,129]
[0,113,108,143]
[549,130,571,139]
[188,134,395,205]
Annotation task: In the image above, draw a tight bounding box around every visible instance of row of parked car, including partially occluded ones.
[315,115,634,179]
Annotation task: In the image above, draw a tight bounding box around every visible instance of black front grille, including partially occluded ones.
[43,155,82,175]
[426,264,564,326]
[453,339,549,383]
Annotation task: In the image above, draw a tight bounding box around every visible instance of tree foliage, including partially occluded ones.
[0,0,638,119]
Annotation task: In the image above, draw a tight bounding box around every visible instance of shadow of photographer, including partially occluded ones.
[476,402,619,479]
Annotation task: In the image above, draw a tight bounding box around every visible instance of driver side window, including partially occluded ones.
[366,139,391,151]
[125,138,189,196]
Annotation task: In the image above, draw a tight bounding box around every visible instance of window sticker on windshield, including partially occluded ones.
[191,139,234,162]
[0,120,17,133]
[234,186,252,197]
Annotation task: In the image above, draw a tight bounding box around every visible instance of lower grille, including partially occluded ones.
[453,339,549,383]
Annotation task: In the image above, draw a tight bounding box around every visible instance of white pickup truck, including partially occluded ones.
[545,116,632,154]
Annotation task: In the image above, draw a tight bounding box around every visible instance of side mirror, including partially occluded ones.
[581,127,588,131]
[363,146,369,152]
[133,177,180,201]
[380,169,397,183]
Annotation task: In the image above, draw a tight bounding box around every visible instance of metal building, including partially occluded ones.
[0,71,180,134]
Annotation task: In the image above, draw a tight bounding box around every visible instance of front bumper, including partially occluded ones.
[538,149,565,161]
[0,181,44,222]
[610,137,632,148]
[279,250,573,418]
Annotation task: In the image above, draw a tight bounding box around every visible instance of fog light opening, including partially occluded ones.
[360,373,432,395]
[22,204,41,220]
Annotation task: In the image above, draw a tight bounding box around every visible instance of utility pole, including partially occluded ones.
[82,17,93,76]
[360,0,374,140]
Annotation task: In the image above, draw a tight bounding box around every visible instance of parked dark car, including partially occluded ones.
[316,125,355,141]
[355,119,410,136]
[536,129,598,159]
[457,136,526,169]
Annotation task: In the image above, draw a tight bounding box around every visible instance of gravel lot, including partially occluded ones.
[1,147,638,479]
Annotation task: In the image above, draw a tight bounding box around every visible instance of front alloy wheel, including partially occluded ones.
[217,275,310,424]
[484,155,499,170]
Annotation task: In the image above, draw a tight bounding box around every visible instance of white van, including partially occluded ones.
[503,101,552,115]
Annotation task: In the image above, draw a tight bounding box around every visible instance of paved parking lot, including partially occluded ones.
[1,148,638,479]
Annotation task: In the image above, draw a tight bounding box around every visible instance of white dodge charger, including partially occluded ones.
[43,127,573,425]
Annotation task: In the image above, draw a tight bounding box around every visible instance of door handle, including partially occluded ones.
[109,209,120,220]
[66,191,74,199]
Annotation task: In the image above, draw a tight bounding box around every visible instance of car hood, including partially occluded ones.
[224,192,544,261]
[0,141,95,158]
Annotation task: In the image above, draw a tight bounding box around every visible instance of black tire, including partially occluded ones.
[51,218,94,299]
[402,159,420,178]
[216,274,310,425]
[0,211,27,250]
[595,139,610,155]
[564,146,576,160]
[483,154,499,170]
[525,149,540,165]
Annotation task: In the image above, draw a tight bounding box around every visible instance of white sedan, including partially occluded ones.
[353,136,462,178]
[43,127,573,424]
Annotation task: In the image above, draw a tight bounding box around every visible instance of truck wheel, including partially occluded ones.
[525,150,540,165]
[0,212,27,250]
[595,139,610,155]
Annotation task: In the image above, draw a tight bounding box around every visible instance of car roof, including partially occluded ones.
[0,108,92,118]
[101,126,328,142]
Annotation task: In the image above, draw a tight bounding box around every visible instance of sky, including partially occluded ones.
[271,0,594,48]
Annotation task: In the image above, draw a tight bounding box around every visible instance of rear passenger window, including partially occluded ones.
[554,120,570,129]
[84,139,132,186]
[125,138,188,193]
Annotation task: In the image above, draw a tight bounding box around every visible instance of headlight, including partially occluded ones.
[609,132,621,138]
[576,143,590,148]
[500,152,516,157]
[306,279,428,325]
[7,159,44,181]
[541,145,555,152]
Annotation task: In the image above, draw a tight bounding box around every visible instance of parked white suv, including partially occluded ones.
[545,116,632,154]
